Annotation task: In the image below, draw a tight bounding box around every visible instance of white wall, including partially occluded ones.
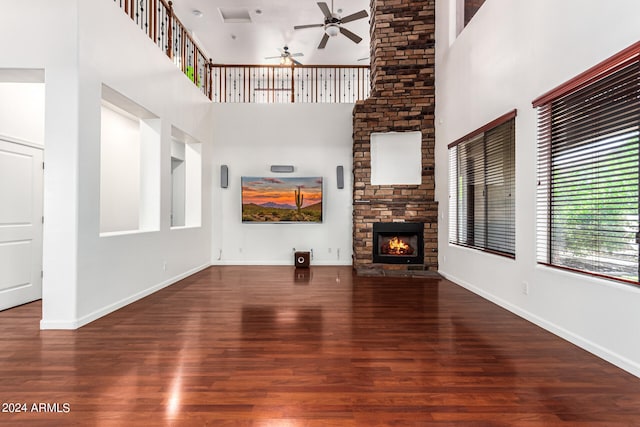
[0,0,82,326]
[0,82,45,145]
[211,103,353,266]
[1,1,213,328]
[71,0,212,327]
[435,0,640,376]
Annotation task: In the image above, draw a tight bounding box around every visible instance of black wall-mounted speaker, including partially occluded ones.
[295,251,310,268]
[336,165,344,189]
[221,165,228,188]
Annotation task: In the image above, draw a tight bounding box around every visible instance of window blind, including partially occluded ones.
[535,43,640,284]
[448,112,516,258]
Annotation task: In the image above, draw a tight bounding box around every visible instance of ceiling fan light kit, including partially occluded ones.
[325,23,340,37]
[294,1,368,49]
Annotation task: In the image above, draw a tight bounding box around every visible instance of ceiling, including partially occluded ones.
[170,0,371,65]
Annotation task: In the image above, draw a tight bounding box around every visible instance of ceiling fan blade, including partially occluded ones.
[340,10,368,24]
[318,33,330,49]
[265,55,282,59]
[292,58,303,66]
[339,27,363,44]
[291,53,304,58]
[317,2,332,19]
[294,23,324,30]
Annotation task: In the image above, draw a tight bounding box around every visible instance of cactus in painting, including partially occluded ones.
[294,186,304,213]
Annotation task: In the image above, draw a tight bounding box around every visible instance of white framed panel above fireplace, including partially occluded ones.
[370,131,422,185]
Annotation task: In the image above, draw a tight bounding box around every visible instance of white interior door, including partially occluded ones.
[0,138,43,311]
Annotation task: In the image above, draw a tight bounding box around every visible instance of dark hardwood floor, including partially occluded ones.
[1,266,640,426]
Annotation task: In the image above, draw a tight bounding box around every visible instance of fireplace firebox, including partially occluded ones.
[372,222,424,264]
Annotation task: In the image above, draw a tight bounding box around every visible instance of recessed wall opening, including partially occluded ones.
[171,149,186,227]
[370,131,422,186]
[100,85,160,236]
[170,126,202,229]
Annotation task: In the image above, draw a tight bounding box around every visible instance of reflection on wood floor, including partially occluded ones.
[1,266,639,426]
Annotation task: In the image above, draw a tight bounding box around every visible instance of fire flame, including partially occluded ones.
[382,237,414,255]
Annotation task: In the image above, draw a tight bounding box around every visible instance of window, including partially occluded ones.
[448,111,516,257]
[534,42,640,285]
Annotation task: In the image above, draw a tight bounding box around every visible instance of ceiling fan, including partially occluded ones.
[265,46,304,66]
[294,1,368,49]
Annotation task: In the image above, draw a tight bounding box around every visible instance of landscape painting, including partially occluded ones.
[242,177,323,223]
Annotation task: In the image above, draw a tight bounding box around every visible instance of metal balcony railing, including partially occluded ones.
[113,0,213,99]
[211,65,370,103]
[113,1,370,103]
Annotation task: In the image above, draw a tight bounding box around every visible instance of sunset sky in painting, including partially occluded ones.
[242,177,322,208]
[241,177,323,208]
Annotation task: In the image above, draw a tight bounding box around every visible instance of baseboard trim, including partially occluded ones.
[439,270,640,379]
[210,260,352,266]
[40,263,210,330]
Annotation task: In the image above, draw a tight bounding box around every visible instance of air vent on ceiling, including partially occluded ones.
[218,8,252,24]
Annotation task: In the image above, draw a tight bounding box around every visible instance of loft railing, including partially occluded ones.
[113,1,371,103]
[211,65,370,103]
[113,0,213,99]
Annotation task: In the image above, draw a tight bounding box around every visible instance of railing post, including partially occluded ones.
[207,58,213,101]
[290,65,295,103]
[270,67,274,103]
[181,29,187,73]
[222,66,227,103]
[192,46,197,86]
[166,1,173,59]
[129,0,135,20]
[336,66,339,102]
[149,0,155,41]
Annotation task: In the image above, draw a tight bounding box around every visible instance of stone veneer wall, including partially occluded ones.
[352,0,437,274]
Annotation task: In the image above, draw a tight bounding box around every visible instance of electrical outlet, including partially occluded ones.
[522,281,529,295]
[162,261,167,271]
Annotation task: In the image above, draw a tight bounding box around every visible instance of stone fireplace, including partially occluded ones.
[352,0,437,276]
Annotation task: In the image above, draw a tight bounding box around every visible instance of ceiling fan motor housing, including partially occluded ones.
[293,2,368,49]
